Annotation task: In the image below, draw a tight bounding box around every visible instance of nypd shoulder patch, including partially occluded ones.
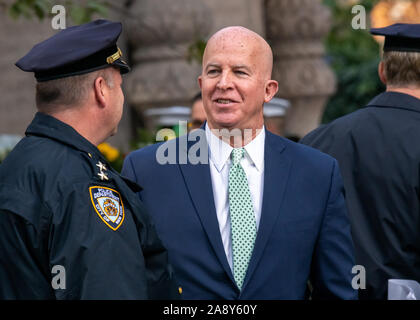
[89,186,125,231]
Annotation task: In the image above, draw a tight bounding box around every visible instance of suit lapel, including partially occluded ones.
[241,131,292,292]
[178,133,235,285]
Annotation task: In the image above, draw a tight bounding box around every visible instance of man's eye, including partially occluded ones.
[208,69,219,75]
[235,70,247,75]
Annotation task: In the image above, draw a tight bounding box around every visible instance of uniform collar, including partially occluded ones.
[25,112,107,162]
[205,122,265,172]
[367,91,420,113]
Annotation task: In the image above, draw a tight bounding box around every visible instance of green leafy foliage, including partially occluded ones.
[107,153,124,173]
[68,0,108,24]
[8,0,45,19]
[6,0,108,24]
[130,128,157,151]
[322,0,385,123]
[187,38,207,64]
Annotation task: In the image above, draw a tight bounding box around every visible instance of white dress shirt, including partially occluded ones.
[205,123,265,271]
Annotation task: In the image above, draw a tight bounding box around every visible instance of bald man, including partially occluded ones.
[122,27,357,299]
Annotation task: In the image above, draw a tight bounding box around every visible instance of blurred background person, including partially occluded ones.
[263,97,290,137]
[301,24,420,300]
[188,92,207,131]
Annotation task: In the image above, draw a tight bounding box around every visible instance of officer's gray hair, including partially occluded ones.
[382,51,420,87]
[35,67,114,112]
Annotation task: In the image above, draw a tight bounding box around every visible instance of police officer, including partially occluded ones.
[0,19,178,299]
[301,24,420,299]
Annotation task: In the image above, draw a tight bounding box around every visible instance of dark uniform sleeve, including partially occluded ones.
[0,178,178,300]
[46,181,156,299]
[121,162,180,299]
[0,209,54,299]
[132,200,180,300]
[0,183,54,300]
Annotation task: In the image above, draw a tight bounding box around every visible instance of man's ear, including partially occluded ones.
[378,61,387,85]
[94,76,108,108]
[198,75,202,89]
[264,80,279,103]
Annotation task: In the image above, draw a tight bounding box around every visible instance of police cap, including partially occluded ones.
[16,19,130,82]
[371,23,420,52]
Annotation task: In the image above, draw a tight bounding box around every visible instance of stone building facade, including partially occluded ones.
[0,0,334,151]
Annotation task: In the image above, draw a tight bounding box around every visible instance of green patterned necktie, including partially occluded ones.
[228,147,257,290]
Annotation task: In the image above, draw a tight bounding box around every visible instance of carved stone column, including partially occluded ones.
[124,0,212,130]
[265,0,336,138]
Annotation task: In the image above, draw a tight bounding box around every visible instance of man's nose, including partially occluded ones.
[216,71,233,90]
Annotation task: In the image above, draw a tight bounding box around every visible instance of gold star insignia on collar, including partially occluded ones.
[98,171,109,181]
[96,161,107,171]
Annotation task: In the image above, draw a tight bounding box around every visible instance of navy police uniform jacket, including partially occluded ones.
[0,112,178,299]
[301,91,420,299]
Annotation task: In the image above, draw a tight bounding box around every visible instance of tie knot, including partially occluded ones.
[231,148,245,165]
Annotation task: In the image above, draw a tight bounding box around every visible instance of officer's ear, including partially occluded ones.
[378,61,387,86]
[93,75,109,108]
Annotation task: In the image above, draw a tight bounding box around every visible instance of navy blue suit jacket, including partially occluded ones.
[122,129,357,299]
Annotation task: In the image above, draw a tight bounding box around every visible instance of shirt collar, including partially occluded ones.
[205,122,265,172]
[243,126,265,172]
